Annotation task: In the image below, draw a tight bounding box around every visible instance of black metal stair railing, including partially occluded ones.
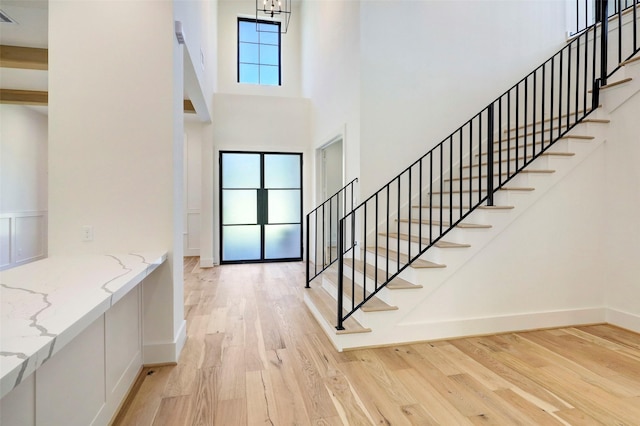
[305,177,358,287]
[332,0,639,330]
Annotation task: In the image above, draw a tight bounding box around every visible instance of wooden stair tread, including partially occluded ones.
[461,152,574,169]
[429,187,534,194]
[398,217,492,229]
[343,259,423,290]
[383,232,471,248]
[622,55,640,66]
[413,205,514,210]
[444,169,554,182]
[476,138,590,156]
[601,77,633,90]
[305,286,372,334]
[503,119,609,136]
[365,246,446,269]
[503,106,600,131]
[324,271,398,312]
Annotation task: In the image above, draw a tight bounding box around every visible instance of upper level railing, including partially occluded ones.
[305,177,358,286]
[333,0,639,330]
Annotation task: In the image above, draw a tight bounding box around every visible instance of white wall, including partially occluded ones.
[200,93,311,264]
[358,0,569,196]
[0,105,48,270]
[604,85,640,330]
[300,0,361,193]
[48,0,185,363]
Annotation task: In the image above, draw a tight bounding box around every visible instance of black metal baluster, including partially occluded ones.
[541,64,546,154]
[397,178,401,271]
[487,104,495,206]
[507,91,512,176]
[419,159,423,252]
[429,155,433,247]
[337,218,344,330]
[408,169,412,261]
[440,144,444,235]
[363,203,367,304]
[515,86,520,171]
[375,193,379,290]
[559,50,564,139]
[524,76,529,165]
[478,114,483,201]
[386,185,390,282]
[449,136,453,226]
[551,55,555,147]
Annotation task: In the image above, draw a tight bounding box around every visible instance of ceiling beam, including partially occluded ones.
[0,89,48,106]
[0,89,196,113]
[184,99,196,114]
[0,45,48,70]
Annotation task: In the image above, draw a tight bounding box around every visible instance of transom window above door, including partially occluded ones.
[237,18,281,86]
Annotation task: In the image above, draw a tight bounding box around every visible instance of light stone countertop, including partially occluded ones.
[0,251,167,399]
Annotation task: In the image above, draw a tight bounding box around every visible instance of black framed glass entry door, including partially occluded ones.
[220,151,302,263]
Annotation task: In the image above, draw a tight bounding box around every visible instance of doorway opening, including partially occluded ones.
[316,137,344,263]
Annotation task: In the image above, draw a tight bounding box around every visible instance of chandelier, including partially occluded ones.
[256,0,291,34]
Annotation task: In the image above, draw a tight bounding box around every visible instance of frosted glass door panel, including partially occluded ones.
[222,190,257,225]
[222,226,261,261]
[265,225,301,259]
[264,154,301,189]
[222,153,261,188]
[267,190,300,224]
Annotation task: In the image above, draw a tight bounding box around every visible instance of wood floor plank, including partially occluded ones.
[191,367,217,426]
[323,371,375,425]
[267,348,313,425]
[449,338,573,412]
[153,395,193,426]
[113,259,640,425]
[493,388,567,425]
[245,370,279,426]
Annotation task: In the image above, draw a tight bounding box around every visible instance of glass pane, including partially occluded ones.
[267,190,300,224]
[259,65,279,86]
[260,44,279,66]
[222,153,260,188]
[264,154,300,188]
[239,42,259,64]
[222,190,257,225]
[222,225,261,261]
[260,30,279,46]
[239,63,259,84]
[264,224,301,259]
[239,20,259,43]
[258,22,279,35]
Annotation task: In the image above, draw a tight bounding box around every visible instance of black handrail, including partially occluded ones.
[305,177,358,287]
[334,0,639,330]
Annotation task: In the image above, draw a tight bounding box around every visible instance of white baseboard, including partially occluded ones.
[199,257,214,268]
[331,307,607,351]
[142,319,187,364]
[606,308,640,333]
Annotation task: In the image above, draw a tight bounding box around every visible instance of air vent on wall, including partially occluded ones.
[0,9,17,24]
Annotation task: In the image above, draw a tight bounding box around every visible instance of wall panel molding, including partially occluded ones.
[0,211,48,271]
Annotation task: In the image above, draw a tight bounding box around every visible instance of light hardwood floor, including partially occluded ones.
[113,257,640,425]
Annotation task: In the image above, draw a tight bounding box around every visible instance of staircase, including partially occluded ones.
[305,1,640,351]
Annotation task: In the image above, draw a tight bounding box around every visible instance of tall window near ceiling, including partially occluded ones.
[237,18,281,86]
